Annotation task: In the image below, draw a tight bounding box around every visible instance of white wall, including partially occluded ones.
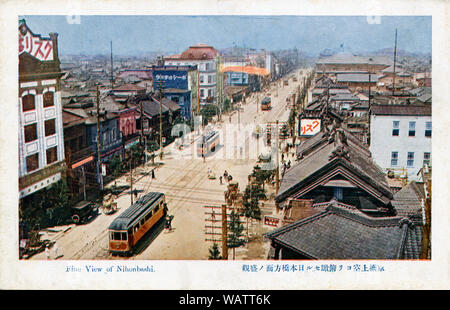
[369,114,431,181]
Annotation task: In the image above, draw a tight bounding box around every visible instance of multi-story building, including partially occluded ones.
[369,104,432,181]
[164,44,219,104]
[18,19,66,199]
[152,65,199,120]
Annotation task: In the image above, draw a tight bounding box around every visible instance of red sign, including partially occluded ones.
[264,215,280,227]
[19,25,53,61]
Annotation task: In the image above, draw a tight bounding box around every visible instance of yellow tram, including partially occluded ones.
[108,192,167,255]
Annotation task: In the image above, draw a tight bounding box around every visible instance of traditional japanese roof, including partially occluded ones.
[278,126,392,205]
[265,201,420,259]
[118,69,153,80]
[391,181,424,223]
[330,93,360,102]
[113,83,146,92]
[370,104,431,116]
[336,73,378,83]
[316,55,393,66]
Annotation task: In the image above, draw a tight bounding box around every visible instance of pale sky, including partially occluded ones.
[20,15,432,57]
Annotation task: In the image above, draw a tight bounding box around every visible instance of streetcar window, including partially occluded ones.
[110,232,114,240]
[113,232,121,240]
[140,218,145,226]
[121,232,127,240]
[145,213,150,221]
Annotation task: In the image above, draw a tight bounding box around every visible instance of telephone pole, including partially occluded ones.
[156,80,165,160]
[96,85,104,190]
[392,28,398,96]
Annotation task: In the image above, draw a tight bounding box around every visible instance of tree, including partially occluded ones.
[227,210,246,260]
[208,242,222,260]
[200,104,218,126]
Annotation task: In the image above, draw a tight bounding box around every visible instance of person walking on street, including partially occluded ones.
[45,245,50,260]
[53,243,58,259]
[151,169,155,179]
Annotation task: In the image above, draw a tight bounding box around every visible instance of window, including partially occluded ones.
[392,121,399,136]
[208,75,212,84]
[425,121,432,137]
[407,152,415,167]
[408,121,416,137]
[333,187,343,201]
[200,89,204,98]
[26,153,39,173]
[44,119,56,136]
[46,146,58,165]
[43,92,54,108]
[22,94,35,112]
[24,123,37,143]
[423,152,431,166]
[391,151,399,166]
[208,89,212,97]
[205,63,210,71]
[200,75,204,83]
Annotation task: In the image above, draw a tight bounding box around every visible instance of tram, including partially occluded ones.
[261,97,271,110]
[108,192,167,255]
[197,131,220,156]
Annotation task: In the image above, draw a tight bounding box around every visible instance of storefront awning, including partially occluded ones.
[221,66,270,76]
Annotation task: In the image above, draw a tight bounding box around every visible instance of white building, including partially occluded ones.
[369,104,431,181]
[18,20,66,198]
[164,44,219,104]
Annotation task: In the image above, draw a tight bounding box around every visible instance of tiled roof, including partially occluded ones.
[336,73,378,83]
[265,202,417,259]
[279,128,391,205]
[316,54,393,66]
[167,44,219,60]
[370,104,431,116]
[114,83,146,92]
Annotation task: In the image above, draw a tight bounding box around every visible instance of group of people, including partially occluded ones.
[44,243,59,260]
[219,170,233,185]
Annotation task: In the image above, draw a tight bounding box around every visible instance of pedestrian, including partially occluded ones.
[223,170,228,179]
[53,243,58,259]
[219,176,223,184]
[151,169,155,179]
[45,245,50,260]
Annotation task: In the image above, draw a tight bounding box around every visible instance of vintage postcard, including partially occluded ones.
[0,0,448,290]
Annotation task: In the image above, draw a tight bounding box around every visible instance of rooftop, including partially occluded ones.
[370,104,431,116]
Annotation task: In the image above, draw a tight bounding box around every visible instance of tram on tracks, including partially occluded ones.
[197,130,220,157]
[108,192,167,256]
[261,97,271,110]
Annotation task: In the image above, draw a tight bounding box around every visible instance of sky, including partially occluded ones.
[20,15,432,57]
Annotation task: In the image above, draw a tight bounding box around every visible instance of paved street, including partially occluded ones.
[31,68,309,261]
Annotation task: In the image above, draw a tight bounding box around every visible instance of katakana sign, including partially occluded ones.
[19,23,54,61]
[153,70,188,90]
[300,118,321,136]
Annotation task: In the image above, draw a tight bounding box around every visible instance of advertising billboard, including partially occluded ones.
[300,118,321,136]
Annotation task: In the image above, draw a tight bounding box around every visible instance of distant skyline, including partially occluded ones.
[20,15,432,57]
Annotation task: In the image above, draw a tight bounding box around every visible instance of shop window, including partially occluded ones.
[22,94,35,112]
[45,119,56,136]
[24,123,37,143]
[43,92,54,108]
[26,153,39,173]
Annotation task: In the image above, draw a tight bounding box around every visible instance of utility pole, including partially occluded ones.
[110,40,114,91]
[130,148,134,205]
[221,204,228,260]
[392,28,398,96]
[275,120,280,194]
[96,85,104,191]
[155,80,165,160]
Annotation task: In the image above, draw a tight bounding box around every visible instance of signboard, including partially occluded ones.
[101,164,107,176]
[264,215,280,227]
[300,118,321,136]
[153,70,188,90]
[19,23,54,61]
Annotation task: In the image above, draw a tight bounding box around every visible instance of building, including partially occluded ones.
[316,54,393,75]
[152,65,198,120]
[164,44,219,104]
[369,104,432,182]
[336,73,378,92]
[62,109,96,199]
[18,19,66,199]
[265,199,422,260]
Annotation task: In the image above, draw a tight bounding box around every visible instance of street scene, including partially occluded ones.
[17,15,432,261]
